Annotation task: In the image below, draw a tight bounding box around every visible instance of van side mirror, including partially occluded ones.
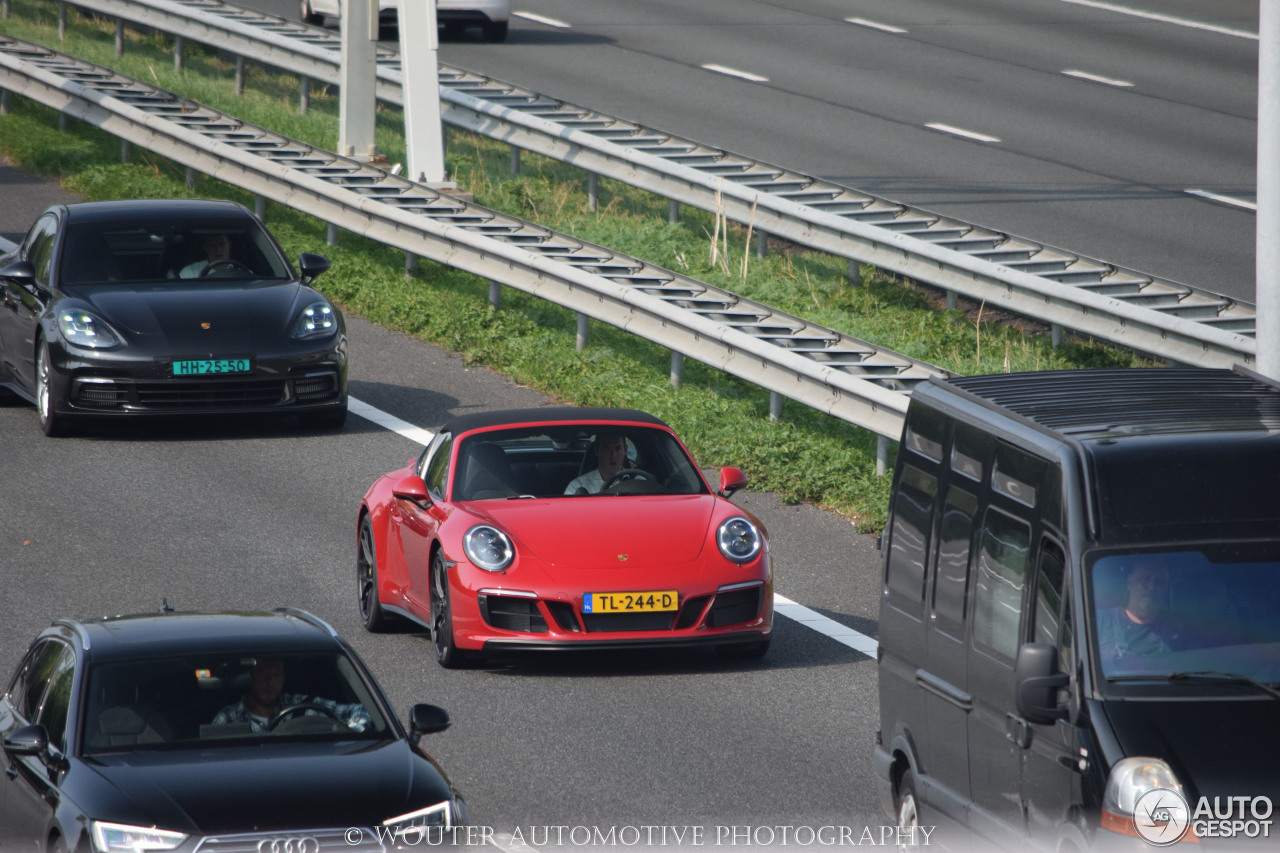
[1014,643,1069,724]
[408,704,450,742]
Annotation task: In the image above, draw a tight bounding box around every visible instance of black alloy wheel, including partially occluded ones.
[357,515,392,632]
[431,551,465,668]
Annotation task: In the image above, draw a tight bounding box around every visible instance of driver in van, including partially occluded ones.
[1096,557,1182,660]
[212,657,370,733]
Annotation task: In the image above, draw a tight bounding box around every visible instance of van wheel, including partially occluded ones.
[895,769,921,848]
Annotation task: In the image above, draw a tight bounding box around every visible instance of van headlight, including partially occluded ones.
[1100,756,1196,843]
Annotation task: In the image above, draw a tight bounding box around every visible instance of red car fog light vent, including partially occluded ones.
[478,594,548,633]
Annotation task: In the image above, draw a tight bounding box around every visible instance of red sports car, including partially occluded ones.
[356,408,772,666]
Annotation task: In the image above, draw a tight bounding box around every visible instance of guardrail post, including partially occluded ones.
[174,36,184,73]
[1052,324,1064,349]
[670,351,684,388]
[115,19,124,57]
[769,391,783,421]
[848,259,859,284]
[59,111,67,132]
[0,90,8,116]
[510,145,520,175]
[668,199,679,225]
[299,77,310,114]
[254,195,265,220]
[325,223,338,245]
[120,139,130,163]
[588,173,598,212]
[57,2,66,40]
[235,57,245,97]
[489,280,501,310]
[405,252,416,279]
[876,435,891,477]
[946,291,958,311]
[3,1,10,21]
[185,166,196,191]
[576,313,589,350]
[756,231,768,258]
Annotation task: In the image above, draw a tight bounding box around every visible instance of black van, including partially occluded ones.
[872,367,1280,851]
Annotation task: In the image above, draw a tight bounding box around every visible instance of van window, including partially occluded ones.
[1034,541,1066,648]
[903,406,947,463]
[932,486,977,638]
[993,442,1044,508]
[885,464,936,612]
[951,422,988,483]
[972,509,1031,662]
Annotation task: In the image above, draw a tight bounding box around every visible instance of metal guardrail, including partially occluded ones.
[49,0,1259,371]
[0,33,942,440]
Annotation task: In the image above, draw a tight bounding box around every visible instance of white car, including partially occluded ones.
[301,0,510,42]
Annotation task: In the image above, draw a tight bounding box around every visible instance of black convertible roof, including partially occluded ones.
[937,367,1280,438]
[440,407,670,436]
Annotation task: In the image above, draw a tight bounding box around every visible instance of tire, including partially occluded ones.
[357,515,393,632]
[36,339,69,437]
[300,0,324,26]
[482,21,508,43]
[896,768,922,849]
[431,551,467,668]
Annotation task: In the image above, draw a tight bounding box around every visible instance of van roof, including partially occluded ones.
[940,368,1280,439]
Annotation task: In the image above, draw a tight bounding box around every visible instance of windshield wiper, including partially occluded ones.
[1110,671,1280,700]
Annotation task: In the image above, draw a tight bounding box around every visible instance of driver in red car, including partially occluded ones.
[212,657,371,733]
[564,432,632,495]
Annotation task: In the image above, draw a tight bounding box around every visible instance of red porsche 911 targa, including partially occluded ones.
[356,408,772,667]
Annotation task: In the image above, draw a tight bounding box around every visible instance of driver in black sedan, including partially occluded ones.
[212,657,371,733]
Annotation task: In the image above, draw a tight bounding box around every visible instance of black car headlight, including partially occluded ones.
[717,517,763,563]
[463,525,514,572]
[58,309,122,349]
[381,800,459,845]
[90,821,187,853]
[293,300,337,340]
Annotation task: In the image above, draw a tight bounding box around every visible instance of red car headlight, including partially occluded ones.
[463,524,514,572]
[717,517,762,563]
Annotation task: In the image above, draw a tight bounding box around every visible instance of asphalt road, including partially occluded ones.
[254,0,1258,303]
[0,163,891,845]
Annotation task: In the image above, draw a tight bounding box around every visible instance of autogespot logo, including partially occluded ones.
[1133,788,1192,846]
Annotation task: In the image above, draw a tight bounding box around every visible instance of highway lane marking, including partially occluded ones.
[1062,69,1134,87]
[348,395,878,656]
[844,18,908,34]
[925,123,1002,144]
[1058,0,1258,40]
[702,64,770,83]
[1184,189,1256,212]
[512,12,571,29]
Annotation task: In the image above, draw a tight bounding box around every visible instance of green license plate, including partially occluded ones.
[170,358,253,376]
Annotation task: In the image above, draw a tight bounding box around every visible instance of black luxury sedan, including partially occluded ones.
[0,199,347,435]
[0,608,464,853]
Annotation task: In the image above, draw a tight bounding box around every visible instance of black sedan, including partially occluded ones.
[0,608,465,853]
[0,199,347,435]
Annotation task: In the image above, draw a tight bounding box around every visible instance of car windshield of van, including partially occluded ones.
[81,651,391,754]
[1088,547,1280,691]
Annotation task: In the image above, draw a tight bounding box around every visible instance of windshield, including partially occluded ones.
[1088,546,1280,688]
[451,424,709,500]
[81,651,390,755]
[59,217,292,286]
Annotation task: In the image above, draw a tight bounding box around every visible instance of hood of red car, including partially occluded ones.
[472,495,718,568]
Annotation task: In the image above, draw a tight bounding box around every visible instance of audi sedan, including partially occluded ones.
[356,407,773,667]
[0,608,464,853]
[0,199,347,436]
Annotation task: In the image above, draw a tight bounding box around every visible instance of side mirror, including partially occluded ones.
[392,474,430,506]
[408,704,450,741]
[718,466,749,499]
[0,260,35,285]
[3,724,49,758]
[1014,642,1069,725]
[297,252,331,284]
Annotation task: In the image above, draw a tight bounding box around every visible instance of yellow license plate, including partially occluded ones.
[583,590,678,613]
